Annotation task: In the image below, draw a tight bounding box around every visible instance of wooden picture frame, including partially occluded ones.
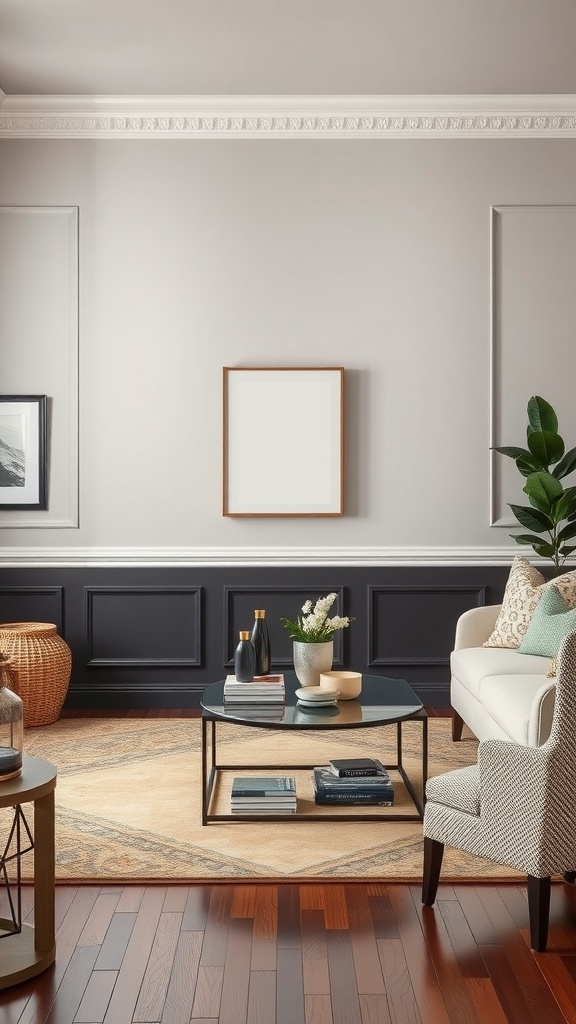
[0,395,47,509]
[223,367,344,516]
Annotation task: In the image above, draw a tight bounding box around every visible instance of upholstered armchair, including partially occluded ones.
[422,629,576,951]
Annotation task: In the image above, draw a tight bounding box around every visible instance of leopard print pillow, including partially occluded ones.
[484,555,576,649]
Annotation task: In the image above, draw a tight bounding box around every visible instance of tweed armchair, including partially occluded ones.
[422,629,576,951]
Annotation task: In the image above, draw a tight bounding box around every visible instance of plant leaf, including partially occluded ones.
[552,446,576,480]
[557,522,576,544]
[532,541,557,558]
[560,545,576,556]
[523,471,563,512]
[513,533,550,546]
[527,430,565,466]
[527,395,558,434]
[552,487,576,523]
[492,446,533,461]
[516,456,539,478]
[508,504,551,533]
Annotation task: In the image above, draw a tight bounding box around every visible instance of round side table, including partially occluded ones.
[0,755,57,989]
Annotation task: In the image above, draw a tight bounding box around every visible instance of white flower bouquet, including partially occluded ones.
[281,592,353,643]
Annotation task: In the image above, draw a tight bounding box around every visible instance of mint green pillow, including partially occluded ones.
[518,585,576,657]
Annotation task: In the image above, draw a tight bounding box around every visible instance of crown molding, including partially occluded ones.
[1,94,575,139]
[0,545,562,568]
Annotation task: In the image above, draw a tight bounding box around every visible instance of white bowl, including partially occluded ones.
[319,671,362,700]
[295,685,340,702]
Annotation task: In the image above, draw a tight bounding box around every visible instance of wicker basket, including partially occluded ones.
[0,622,72,727]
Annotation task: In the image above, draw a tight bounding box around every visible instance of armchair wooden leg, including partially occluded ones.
[422,836,444,906]
[451,711,464,742]
[527,875,551,952]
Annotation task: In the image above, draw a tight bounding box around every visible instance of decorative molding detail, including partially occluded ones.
[1,94,576,139]
[85,586,202,666]
[0,545,564,568]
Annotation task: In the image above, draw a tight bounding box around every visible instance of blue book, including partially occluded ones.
[231,776,296,797]
[313,767,394,797]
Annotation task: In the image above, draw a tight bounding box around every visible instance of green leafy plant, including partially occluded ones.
[281,592,353,643]
[494,395,576,569]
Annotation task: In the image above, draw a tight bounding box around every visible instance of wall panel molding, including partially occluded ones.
[1,94,575,139]
[85,585,202,667]
[0,545,567,568]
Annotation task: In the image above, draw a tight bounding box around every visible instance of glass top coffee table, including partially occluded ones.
[200,672,428,824]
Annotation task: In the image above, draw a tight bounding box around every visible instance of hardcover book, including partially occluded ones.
[328,757,388,777]
[231,776,296,797]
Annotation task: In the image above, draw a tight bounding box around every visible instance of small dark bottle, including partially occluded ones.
[251,609,271,676]
[234,631,255,682]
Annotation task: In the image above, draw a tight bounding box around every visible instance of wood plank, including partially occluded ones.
[199,886,233,966]
[320,886,349,931]
[251,884,277,971]
[247,970,276,1024]
[163,886,190,913]
[277,947,306,1024]
[162,930,203,1024]
[479,944,541,1024]
[74,970,117,1023]
[133,911,182,1022]
[94,912,137,970]
[103,886,167,1023]
[437,899,489,978]
[387,885,451,1024]
[44,946,100,1024]
[376,938,421,1024]
[181,885,211,930]
[464,978,509,1024]
[305,993,334,1024]
[302,909,330,995]
[219,917,253,1024]
[231,885,258,918]
[344,886,386,995]
[77,892,121,946]
[191,965,224,1021]
[368,891,400,940]
[326,930,363,1024]
[278,885,301,949]
[415,900,482,1024]
[531,953,576,1024]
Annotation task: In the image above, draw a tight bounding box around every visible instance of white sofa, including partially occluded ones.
[450,604,556,747]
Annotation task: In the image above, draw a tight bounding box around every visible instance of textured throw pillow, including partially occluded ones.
[518,585,576,657]
[547,656,557,678]
[483,554,576,649]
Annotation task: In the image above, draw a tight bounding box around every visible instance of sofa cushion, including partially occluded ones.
[483,555,576,649]
[518,585,576,657]
[451,646,551,700]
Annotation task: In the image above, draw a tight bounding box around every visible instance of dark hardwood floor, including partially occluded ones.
[0,709,574,1023]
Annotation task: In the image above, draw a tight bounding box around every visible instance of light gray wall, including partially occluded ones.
[2,0,576,94]
[1,137,576,553]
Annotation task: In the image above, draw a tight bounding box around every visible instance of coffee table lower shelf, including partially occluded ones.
[201,716,427,824]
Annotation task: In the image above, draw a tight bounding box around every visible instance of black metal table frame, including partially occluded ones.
[201,709,428,824]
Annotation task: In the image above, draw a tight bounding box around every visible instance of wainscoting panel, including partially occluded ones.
[85,586,202,666]
[0,565,518,709]
[367,585,487,666]
[0,586,65,632]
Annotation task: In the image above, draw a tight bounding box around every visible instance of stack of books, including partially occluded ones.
[312,757,394,806]
[231,776,297,814]
[223,673,285,705]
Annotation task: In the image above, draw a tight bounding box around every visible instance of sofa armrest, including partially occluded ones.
[453,604,502,650]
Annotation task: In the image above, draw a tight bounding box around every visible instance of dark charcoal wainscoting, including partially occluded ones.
[0,564,514,711]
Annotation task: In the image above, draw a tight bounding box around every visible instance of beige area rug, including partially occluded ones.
[16,717,520,883]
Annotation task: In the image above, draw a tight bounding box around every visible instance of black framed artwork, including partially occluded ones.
[0,395,47,510]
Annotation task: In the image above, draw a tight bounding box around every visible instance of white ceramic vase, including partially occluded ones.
[293,640,334,688]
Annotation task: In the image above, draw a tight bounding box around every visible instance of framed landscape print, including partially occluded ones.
[0,395,47,509]
[223,367,344,516]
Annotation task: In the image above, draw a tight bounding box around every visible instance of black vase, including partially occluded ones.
[251,610,271,676]
[234,631,255,682]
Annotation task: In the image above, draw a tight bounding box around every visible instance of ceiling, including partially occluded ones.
[1,0,576,98]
